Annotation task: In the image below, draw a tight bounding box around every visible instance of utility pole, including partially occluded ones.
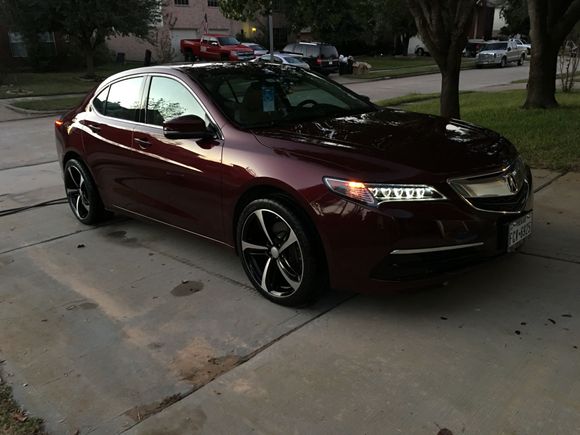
[268,1,274,60]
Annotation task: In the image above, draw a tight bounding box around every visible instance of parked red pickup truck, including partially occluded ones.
[181,35,255,62]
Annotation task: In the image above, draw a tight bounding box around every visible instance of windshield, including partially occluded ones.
[193,64,374,128]
[218,37,240,45]
[483,43,508,51]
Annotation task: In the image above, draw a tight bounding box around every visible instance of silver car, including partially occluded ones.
[476,40,526,68]
[257,53,310,70]
[241,42,268,57]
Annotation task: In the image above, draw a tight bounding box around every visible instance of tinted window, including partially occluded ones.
[321,45,338,58]
[305,45,318,57]
[484,43,508,50]
[146,76,208,126]
[93,87,109,115]
[106,77,143,121]
[218,36,239,45]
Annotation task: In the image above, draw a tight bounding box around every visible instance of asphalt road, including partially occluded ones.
[1,67,580,434]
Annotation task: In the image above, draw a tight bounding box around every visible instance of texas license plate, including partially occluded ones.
[508,212,533,251]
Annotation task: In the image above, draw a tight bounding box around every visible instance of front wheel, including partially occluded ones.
[63,159,106,225]
[500,57,507,68]
[237,199,324,306]
[518,54,525,66]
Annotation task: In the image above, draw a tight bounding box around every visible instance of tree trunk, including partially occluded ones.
[85,50,96,78]
[440,60,461,119]
[523,44,559,108]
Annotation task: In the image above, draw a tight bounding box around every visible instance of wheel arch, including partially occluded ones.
[231,181,329,281]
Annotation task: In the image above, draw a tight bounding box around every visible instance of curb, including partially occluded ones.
[337,65,477,85]
[5,104,64,116]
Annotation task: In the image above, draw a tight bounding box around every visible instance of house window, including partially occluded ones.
[174,0,189,5]
[7,32,56,58]
[208,0,219,7]
[8,32,27,57]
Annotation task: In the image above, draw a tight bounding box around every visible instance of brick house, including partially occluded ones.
[0,23,61,67]
[107,0,289,62]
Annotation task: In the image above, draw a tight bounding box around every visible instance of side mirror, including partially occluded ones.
[508,47,512,52]
[211,41,218,47]
[163,115,214,140]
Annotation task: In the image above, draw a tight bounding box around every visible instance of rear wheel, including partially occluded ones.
[518,54,525,66]
[416,47,425,57]
[63,159,106,225]
[237,199,324,306]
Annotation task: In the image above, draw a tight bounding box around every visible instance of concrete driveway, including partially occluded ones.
[1,99,579,434]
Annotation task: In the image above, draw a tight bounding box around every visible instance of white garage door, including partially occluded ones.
[171,29,198,61]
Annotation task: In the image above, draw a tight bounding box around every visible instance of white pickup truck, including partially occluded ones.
[475,40,526,68]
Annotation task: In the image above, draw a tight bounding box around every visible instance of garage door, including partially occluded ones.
[171,29,198,61]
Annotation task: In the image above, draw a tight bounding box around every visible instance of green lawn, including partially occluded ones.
[1,380,45,435]
[0,62,141,99]
[11,96,85,112]
[379,90,580,171]
[356,56,437,70]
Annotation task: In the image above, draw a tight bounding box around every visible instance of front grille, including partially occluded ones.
[470,179,530,213]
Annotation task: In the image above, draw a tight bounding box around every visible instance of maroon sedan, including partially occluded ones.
[55,63,533,306]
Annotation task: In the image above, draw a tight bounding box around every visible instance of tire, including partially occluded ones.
[500,57,507,68]
[184,49,196,62]
[236,198,325,306]
[416,47,425,57]
[518,54,525,66]
[63,159,106,225]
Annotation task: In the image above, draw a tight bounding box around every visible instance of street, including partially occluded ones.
[1,66,579,435]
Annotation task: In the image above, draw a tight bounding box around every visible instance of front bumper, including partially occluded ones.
[315,170,533,293]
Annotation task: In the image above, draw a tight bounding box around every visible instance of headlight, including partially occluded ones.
[449,157,527,198]
[323,177,446,206]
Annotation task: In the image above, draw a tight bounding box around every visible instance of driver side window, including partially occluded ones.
[146,76,209,127]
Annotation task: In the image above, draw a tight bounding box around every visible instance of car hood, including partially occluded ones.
[252,108,518,179]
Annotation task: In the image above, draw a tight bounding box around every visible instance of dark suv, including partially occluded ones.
[282,42,339,75]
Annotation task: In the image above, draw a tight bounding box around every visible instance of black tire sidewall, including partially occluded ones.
[64,159,104,225]
[236,198,323,306]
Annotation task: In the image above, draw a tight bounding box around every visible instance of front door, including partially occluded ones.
[130,75,224,241]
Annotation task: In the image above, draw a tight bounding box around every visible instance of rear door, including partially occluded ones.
[80,75,146,209]
[129,74,225,240]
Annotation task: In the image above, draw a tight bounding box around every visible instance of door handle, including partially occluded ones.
[134,137,152,149]
[87,124,101,133]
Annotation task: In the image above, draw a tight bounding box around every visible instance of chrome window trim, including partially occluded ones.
[89,72,224,140]
[390,242,484,255]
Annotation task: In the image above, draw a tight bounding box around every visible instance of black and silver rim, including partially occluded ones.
[65,165,91,220]
[241,209,304,298]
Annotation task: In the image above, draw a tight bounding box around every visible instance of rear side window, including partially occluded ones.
[321,45,338,58]
[92,87,109,115]
[106,77,144,121]
[305,45,318,57]
[283,43,295,52]
[146,76,208,126]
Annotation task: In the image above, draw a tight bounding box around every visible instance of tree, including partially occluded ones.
[378,0,417,55]
[500,0,530,37]
[54,0,162,77]
[1,0,161,77]
[524,0,580,108]
[406,1,476,118]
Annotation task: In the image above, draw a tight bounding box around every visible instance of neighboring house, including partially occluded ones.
[0,23,60,66]
[107,0,290,62]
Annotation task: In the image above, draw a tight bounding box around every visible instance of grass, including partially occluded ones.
[0,379,45,435]
[11,96,85,112]
[376,92,474,107]
[378,89,580,171]
[356,55,437,70]
[0,62,141,99]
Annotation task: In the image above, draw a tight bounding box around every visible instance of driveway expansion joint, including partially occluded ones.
[118,292,358,433]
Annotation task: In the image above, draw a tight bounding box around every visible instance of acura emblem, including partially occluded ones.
[506,173,519,193]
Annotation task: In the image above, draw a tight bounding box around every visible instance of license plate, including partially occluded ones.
[508,212,533,251]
